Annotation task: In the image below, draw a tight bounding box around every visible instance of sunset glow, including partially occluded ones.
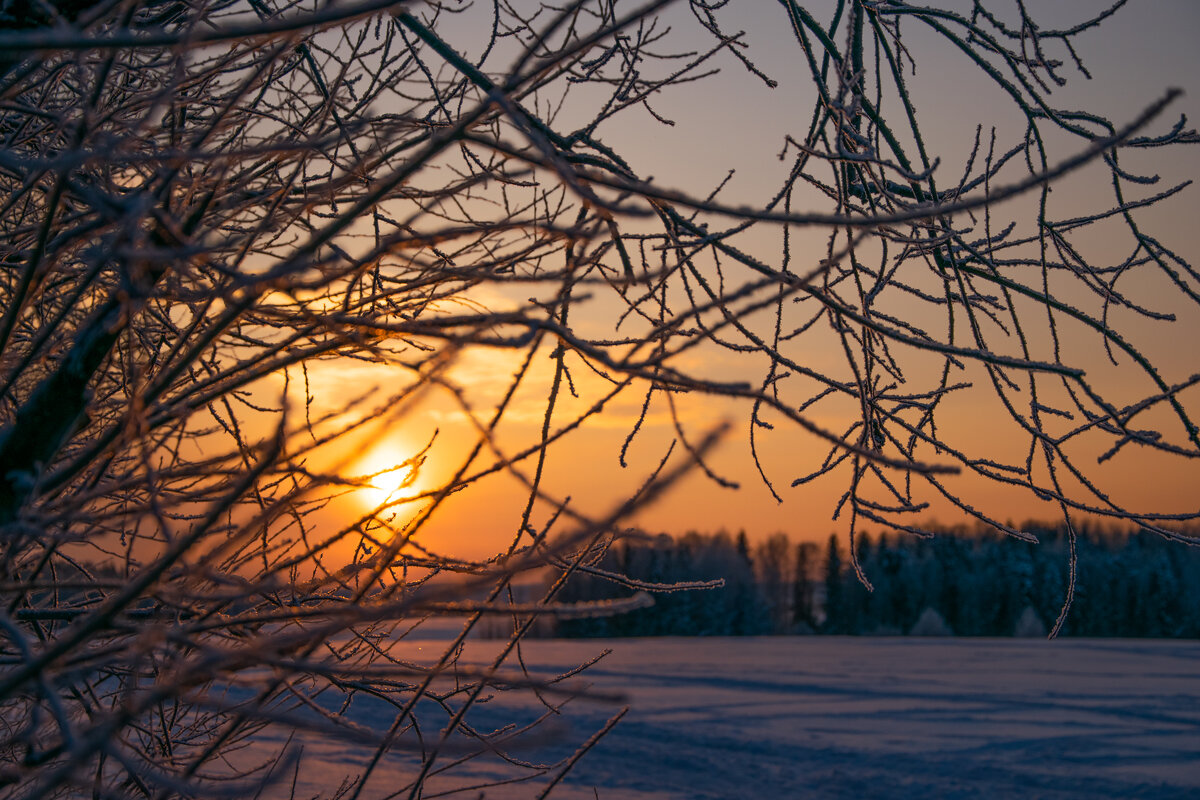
[353,443,428,511]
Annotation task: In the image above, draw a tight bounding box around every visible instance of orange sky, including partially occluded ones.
[282,0,1200,561]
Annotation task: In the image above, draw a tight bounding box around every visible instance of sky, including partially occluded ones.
[301,0,1200,560]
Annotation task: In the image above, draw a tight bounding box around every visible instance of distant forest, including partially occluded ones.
[549,525,1200,638]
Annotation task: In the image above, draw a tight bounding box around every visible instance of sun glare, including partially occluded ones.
[354,444,425,509]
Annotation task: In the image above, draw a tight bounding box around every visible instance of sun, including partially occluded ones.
[353,442,427,509]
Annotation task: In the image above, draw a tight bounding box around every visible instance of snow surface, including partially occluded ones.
[247,637,1200,799]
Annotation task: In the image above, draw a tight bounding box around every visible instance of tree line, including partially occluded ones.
[549,525,1200,638]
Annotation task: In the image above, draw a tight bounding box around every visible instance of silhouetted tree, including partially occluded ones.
[822,534,845,633]
[755,533,793,633]
[792,541,818,631]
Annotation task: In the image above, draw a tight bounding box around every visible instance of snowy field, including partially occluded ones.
[251,637,1200,799]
